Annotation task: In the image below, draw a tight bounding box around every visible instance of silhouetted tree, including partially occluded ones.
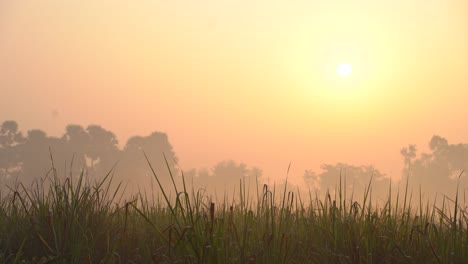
[86,125,120,177]
[192,160,263,197]
[61,124,89,175]
[0,121,180,194]
[400,144,417,170]
[401,135,468,198]
[304,163,388,201]
[0,120,25,148]
[14,129,57,183]
[0,121,26,182]
[119,132,179,193]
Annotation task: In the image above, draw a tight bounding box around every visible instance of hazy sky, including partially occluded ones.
[1,1,468,183]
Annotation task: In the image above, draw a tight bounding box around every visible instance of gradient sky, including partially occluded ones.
[1,1,468,183]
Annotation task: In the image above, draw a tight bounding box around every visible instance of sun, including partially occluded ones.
[336,62,352,77]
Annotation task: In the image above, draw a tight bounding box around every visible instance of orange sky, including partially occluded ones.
[1,0,468,183]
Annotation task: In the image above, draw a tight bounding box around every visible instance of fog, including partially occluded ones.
[1,120,466,205]
[2,1,468,208]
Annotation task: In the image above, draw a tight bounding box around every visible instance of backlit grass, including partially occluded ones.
[0,156,466,263]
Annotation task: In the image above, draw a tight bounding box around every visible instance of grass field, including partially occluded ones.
[0,158,466,263]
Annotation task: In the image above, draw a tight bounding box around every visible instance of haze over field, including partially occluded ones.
[1,1,468,198]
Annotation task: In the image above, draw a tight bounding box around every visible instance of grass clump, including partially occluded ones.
[0,157,466,263]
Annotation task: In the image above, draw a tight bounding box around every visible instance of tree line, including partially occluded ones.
[1,120,466,199]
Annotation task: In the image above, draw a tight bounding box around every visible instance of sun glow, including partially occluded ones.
[337,62,352,77]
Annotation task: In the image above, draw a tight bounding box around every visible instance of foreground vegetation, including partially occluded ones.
[0,158,467,263]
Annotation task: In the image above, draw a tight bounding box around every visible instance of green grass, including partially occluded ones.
[0,157,466,263]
